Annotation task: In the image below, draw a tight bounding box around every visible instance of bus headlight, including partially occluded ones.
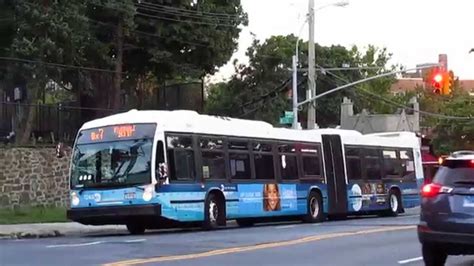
[142,185,154,202]
[71,192,80,206]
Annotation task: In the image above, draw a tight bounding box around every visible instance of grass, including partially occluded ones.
[0,206,68,224]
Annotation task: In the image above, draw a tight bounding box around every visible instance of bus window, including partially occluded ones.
[400,150,415,179]
[345,147,362,180]
[200,137,225,180]
[229,153,251,179]
[253,142,274,180]
[363,148,382,180]
[382,150,399,178]
[166,135,195,181]
[301,144,321,178]
[279,143,298,180]
[229,139,251,179]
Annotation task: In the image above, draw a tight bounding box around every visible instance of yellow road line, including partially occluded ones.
[103,225,415,266]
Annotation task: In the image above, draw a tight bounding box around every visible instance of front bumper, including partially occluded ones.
[67,204,161,225]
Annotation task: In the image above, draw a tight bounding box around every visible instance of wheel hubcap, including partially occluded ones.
[209,200,218,223]
[390,194,398,212]
[310,198,319,218]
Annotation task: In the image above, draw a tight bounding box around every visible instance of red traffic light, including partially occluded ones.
[433,73,443,83]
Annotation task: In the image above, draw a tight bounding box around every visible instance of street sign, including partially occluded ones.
[279,116,293,125]
[280,111,294,125]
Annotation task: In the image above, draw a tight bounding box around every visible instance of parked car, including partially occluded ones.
[418,150,474,265]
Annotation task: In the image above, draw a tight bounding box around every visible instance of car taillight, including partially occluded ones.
[421,183,453,198]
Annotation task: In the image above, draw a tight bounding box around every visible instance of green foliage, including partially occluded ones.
[0,0,247,140]
[0,206,67,224]
[419,85,474,153]
[205,36,400,127]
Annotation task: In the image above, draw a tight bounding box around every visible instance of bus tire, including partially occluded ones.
[303,191,324,223]
[385,189,402,217]
[236,218,254,227]
[126,222,146,235]
[203,193,224,230]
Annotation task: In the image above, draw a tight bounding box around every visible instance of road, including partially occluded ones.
[1,213,473,266]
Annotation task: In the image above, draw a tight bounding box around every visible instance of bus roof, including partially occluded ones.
[80,110,420,149]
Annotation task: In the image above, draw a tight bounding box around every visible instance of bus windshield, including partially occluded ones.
[71,123,156,189]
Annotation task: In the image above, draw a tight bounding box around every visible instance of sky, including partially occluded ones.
[210,0,474,82]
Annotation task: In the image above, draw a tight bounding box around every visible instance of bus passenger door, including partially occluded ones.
[322,135,348,215]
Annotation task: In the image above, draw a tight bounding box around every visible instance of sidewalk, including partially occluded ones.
[0,223,127,239]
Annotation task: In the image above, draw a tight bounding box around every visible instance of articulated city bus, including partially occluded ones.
[66,110,423,234]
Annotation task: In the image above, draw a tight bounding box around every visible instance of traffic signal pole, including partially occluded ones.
[294,64,440,118]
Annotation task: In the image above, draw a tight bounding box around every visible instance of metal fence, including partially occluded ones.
[0,101,116,144]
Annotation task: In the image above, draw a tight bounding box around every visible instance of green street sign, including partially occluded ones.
[284,111,293,118]
[279,116,293,125]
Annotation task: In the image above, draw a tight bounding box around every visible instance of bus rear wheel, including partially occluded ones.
[381,189,401,217]
[126,222,146,235]
[303,191,324,223]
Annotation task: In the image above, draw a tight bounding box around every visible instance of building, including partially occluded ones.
[390,54,474,96]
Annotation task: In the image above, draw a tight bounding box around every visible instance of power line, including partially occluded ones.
[0,101,122,112]
[88,2,241,27]
[238,76,308,118]
[90,19,212,48]
[137,1,243,18]
[18,1,216,48]
[136,2,241,23]
[320,66,473,120]
[135,11,239,27]
[0,56,119,74]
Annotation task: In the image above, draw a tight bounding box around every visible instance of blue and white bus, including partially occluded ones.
[66,110,423,234]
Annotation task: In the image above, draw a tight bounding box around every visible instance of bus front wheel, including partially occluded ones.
[203,193,224,230]
[303,191,324,223]
[126,222,146,235]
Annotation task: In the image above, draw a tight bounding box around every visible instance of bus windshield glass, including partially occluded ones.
[71,124,156,189]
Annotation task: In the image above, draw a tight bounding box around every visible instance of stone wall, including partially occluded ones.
[0,147,72,209]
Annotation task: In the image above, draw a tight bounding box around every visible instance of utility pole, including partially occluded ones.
[307,0,316,129]
[292,55,298,129]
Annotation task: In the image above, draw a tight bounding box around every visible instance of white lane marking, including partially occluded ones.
[46,239,147,248]
[398,257,423,264]
[275,225,298,229]
[124,239,146,243]
[46,241,103,248]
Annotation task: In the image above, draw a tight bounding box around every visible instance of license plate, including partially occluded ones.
[463,196,474,207]
[124,192,136,200]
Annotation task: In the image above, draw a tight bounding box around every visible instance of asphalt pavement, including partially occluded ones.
[1,212,473,266]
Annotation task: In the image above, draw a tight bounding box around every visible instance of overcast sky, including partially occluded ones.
[210,0,474,82]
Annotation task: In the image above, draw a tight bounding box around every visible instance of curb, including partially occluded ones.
[0,230,63,240]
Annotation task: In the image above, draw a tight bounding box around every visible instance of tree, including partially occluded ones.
[205,35,400,127]
[5,0,90,144]
[80,0,248,114]
[418,85,474,153]
[0,0,248,144]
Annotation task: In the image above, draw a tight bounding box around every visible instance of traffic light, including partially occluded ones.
[430,70,454,95]
[443,70,454,95]
[431,72,443,94]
